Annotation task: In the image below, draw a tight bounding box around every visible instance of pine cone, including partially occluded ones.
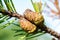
[19,18,36,33]
[24,9,44,25]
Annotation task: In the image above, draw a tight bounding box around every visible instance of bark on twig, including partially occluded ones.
[40,23,60,39]
[0,9,23,19]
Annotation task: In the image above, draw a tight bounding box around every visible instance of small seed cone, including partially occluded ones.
[24,9,44,25]
[19,18,36,33]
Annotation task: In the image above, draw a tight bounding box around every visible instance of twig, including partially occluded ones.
[39,23,60,39]
[0,9,23,19]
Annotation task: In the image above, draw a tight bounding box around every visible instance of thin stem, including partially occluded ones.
[40,23,60,39]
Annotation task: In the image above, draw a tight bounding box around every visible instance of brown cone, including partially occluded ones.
[19,18,36,33]
[24,9,44,25]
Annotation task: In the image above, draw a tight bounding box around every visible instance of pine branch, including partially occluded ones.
[0,9,60,39]
[0,0,10,22]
